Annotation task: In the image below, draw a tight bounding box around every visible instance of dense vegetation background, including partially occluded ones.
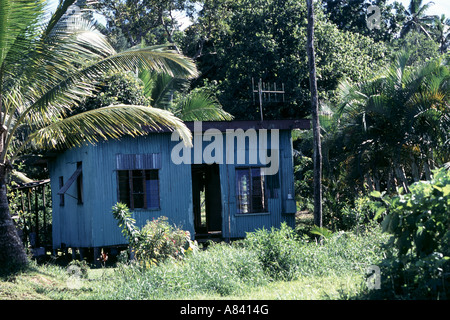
[3,0,449,300]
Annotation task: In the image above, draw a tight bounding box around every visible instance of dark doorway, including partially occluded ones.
[191,164,222,238]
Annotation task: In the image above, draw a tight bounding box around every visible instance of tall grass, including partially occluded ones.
[92,244,268,299]
[87,224,388,300]
[1,223,388,300]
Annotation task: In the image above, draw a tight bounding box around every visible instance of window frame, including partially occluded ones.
[76,162,83,205]
[59,176,65,206]
[235,166,269,215]
[117,169,161,210]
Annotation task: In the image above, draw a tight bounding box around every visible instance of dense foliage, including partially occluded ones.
[182,0,388,120]
[370,167,450,299]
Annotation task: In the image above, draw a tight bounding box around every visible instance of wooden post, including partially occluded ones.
[306,0,323,229]
[20,190,26,242]
[93,247,101,267]
[34,188,39,247]
[42,185,46,245]
[27,189,33,246]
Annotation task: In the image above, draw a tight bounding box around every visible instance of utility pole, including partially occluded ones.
[306,0,322,229]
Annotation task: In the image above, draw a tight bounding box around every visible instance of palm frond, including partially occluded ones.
[116,45,198,79]
[336,79,369,117]
[174,92,234,121]
[1,0,199,165]
[26,44,197,118]
[6,40,198,156]
[3,12,115,133]
[140,71,190,109]
[44,0,77,38]
[12,105,192,160]
[0,0,46,69]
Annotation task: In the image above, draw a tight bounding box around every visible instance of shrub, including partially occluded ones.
[90,224,387,299]
[243,222,302,280]
[243,222,387,281]
[371,167,450,299]
[138,216,197,264]
[112,203,198,266]
[339,195,379,232]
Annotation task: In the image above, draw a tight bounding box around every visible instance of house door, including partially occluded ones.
[191,164,222,237]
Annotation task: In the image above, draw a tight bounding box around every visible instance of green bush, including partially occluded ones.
[112,203,198,266]
[243,222,387,281]
[372,167,450,299]
[138,216,197,265]
[243,222,303,281]
[339,195,379,232]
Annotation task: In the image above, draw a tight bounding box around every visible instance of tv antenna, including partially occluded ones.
[252,78,285,121]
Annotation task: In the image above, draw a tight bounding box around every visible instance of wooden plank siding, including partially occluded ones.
[49,125,299,249]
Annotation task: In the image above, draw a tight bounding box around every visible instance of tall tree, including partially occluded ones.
[0,0,197,271]
[400,0,436,39]
[182,0,387,120]
[432,14,450,53]
[306,0,322,228]
[322,0,407,42]
[91,0,193,51]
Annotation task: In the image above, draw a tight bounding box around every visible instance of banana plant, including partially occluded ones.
[0,0,198,269]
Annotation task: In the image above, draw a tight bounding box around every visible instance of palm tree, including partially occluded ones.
[433,14,450,53]
[139,71,234,121]
[335,51,450,193]
[0,0,198,270]
[400,0,437,39]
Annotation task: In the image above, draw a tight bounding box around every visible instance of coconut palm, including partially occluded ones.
[139,70,233,121]
[433,14,450,53]
[400,0,437,39]
[335,51,450,194]
[0,0,198,270]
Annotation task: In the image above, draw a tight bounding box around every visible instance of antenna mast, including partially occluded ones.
[252,78,285,121]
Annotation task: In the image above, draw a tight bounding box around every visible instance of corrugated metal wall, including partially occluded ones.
[50,129,297,249]
[219,130,296,239]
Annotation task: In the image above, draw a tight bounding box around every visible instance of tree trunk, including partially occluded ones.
[394,162,409,193]
[410,154,420,182]
[0,163,28,271]
[424,159,432,181]
[306,0,322,228]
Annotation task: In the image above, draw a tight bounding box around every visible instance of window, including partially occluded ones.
[59,176,65,206]
[57,162,83,205]
[117,169,160,210]
[236,167,268,214]
[76,162,83,205]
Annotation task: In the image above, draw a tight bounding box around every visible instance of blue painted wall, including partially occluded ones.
[49,128,297,249]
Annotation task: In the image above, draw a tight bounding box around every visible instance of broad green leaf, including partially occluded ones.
[370,190,382,198]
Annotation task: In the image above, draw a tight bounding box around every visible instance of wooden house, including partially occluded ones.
[48,119,309,256]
